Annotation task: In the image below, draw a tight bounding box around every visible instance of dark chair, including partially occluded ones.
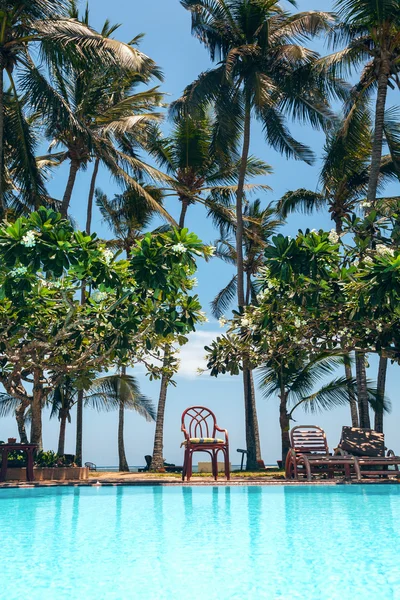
[84,461,96,471]
[337,427,400,478]
[285,425,361,481]
[181,406,230,482]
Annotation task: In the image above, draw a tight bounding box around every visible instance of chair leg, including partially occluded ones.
[212,451,217,481]
[187,450,193,481]
[225,446,230,481]
[182,449,188,481]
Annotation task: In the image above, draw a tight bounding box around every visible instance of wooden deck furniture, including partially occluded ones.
[285,425,361,481]
[0,443,37,482]
[337,427,400,479]
[181,406,230,482]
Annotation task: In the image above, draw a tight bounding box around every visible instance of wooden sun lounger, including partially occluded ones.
[336,427,400,479]
[285,425,361,481]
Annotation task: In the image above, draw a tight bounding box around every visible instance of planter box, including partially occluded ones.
[5,467,89,482]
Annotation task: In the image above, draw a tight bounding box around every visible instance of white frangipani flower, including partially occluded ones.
[21,230,36,247]
[171,243,187,254]
[102,248,114,264]
[376,244,394,257]
[328,229,339,244]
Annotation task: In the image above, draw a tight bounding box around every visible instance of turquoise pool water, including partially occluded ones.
[1,485,400,599]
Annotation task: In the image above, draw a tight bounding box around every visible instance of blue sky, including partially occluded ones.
[1,0,399,467]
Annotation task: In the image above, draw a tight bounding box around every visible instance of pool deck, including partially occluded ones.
[1,471,399,489]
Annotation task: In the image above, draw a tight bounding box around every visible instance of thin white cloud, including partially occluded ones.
[176,330,221,379]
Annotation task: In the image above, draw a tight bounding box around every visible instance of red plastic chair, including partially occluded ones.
[181,406,230,481]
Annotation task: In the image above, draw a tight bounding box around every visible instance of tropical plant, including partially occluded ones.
[278,105,400,233]
[83,374,156,472]
[0,0,150,215]
[179,0,344,468]
[30,27,166,219]
[326,0,400,207]
[0,207,210,449]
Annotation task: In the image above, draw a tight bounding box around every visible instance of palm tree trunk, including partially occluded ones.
[355,351,370,428]
[61,158,79,217]
[0,62,5,217]
[367,64,389,205]
[57,409,68,456]
[179,199,189,229]
[279,388,290,466]
[86,158,100,234]
[152,348,170,470]
[75,389,83,466]
[31,368,43,449]
[374,355,387,433]
[344,357,358,427]
[236,92,251,309]
[118,366,129,472]
[15,399,29,444]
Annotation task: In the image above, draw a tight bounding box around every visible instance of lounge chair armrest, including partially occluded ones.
[387,449,395,457]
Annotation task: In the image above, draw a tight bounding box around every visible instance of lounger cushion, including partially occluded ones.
[340,427,385,457]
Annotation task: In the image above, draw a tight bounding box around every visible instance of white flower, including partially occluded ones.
[376,244,394,257]
[102,248,114,265]
[353,259,359,267]
[208,245,216,256]
[241,318,250,327]
[294,317,301,328]
[189,277,198,287]
[21,230,36,248]
[310,229,318,234]
[10,266,28,277]
[360,200,372,209]
[198,311,208,322]
[219,316,228,327]
[328,229,339,244]
[364,256,374,265]
[276,325,282,332]
[171,243,187,254]
[376,324,383,333]
[91,290,108,303]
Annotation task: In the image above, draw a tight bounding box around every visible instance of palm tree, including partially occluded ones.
[149,111,270,471]
[149,113,270,228]
[211,199,281,467]
[179,0,343,468]
[277,105,400,428]
[258,354,384,465]
[0,1,149,215]
[326,0,400,207]
[179,0,342,307]
[47,374,155,468]
[96,183,164,470]
[30,35,167,219]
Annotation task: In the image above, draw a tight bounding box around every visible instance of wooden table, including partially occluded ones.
[0,443,37,482]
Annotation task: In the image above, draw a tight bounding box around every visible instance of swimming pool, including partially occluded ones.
[1,485,399,599]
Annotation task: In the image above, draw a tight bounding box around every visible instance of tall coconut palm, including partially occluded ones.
[96,183,164,470]
[258,354,385,465]
[179,0,344,468]
[47,374,155,467]
[29,39,168,219]
[326,0,400,207]
[149,111,270,471]
[0,1,149,215]
[211,199,281,468]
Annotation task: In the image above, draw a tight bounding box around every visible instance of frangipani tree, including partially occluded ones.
[0,207,211,449]
[205,223,399,433]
